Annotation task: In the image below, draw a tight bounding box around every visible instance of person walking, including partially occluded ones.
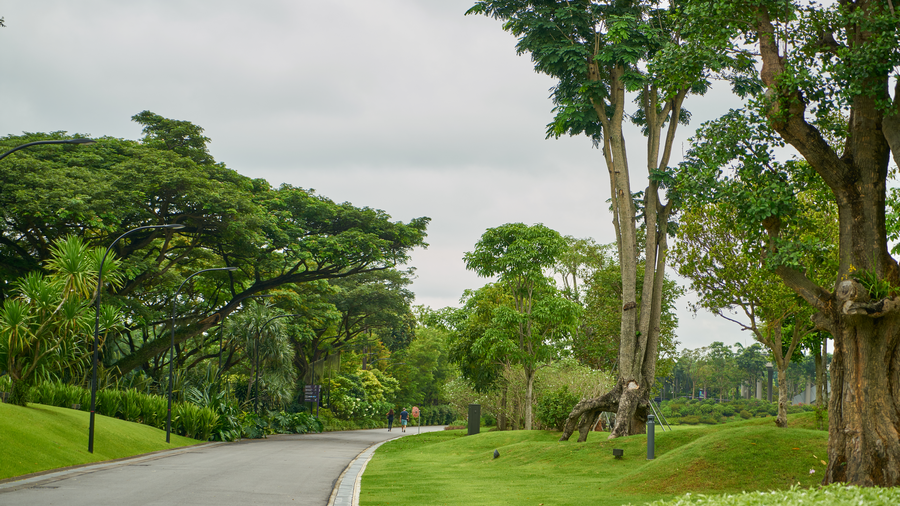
[386,408,395,432]
[400,407,409,432]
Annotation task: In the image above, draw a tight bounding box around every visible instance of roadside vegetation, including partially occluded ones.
[0,402,198,480]
[361,413,841,506]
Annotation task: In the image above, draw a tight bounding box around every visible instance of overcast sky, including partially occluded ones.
[0,0,761,351]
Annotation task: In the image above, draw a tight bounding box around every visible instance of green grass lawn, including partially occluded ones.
[361,413,828,506]
[0,402,200,481]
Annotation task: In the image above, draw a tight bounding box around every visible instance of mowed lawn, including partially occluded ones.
[361,413,828,506]
[0,402,200,481]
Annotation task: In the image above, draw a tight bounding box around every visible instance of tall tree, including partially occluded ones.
[468,0,750,439]
[734,342,768,399]
[670,28,900,476]
[463,223,581,430]
[673,199,831,427]
[0,113,430,383]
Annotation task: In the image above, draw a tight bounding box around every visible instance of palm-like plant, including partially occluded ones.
[0,236,124,405]
[220,303,297,410]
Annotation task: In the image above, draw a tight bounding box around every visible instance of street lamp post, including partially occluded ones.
[166,266,238,443]
[0,138,95,162]
[253,313,301,415]
[88,223,185,453]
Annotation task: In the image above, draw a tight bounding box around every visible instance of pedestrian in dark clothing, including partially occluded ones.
[387,409,395,431]
[400,408,409,432]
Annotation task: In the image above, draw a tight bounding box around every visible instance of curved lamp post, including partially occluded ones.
[89,223,185,453]
[0,138,95,162]
[166,266,238,443]
[253,313,301,415]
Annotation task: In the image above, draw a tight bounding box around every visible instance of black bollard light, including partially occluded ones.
[647,414,656,460]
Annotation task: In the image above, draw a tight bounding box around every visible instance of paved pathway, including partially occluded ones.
[0,425,446,506]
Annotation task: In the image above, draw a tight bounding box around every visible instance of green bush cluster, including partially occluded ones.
[659,398,817,426]
[535,385,579,430]
[420,404,455,425]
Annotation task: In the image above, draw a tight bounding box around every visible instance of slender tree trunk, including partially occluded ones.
[524,366,535,430]
[558,67,684,442]
[499,383,508,431]
[775,361,789,428]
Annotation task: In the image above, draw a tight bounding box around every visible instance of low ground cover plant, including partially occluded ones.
[640,485,900,506]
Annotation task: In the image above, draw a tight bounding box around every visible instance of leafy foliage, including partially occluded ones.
[0,236,123,405]
[535,385,580,431]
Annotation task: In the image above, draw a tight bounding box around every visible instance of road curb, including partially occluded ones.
[327,438,397,506]
[328,426,446,506]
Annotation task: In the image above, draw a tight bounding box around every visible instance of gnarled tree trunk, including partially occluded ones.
[560,73,682,442]
[752,4,900,485]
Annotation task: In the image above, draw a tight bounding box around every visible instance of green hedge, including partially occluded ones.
[24,380,325,440]
[28,381,218,439]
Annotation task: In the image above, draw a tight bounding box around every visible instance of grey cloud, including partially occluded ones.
[0,0,749,351]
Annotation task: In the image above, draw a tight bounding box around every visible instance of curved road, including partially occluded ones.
[0,426,445,506]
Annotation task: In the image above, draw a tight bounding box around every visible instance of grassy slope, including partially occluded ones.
[0,402,199,480]
[361,413,828,506]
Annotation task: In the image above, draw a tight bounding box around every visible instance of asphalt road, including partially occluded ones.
[0,426,445,506]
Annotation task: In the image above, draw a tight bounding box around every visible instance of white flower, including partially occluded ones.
[809,469,815,474]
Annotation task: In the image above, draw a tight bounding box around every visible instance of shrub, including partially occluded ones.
[174,402,203,439]
[679,404,699,417]
[141,395,168,430]
[535,386,579,431]
[699,416,718,425]
[645,484,900,506]
[120,389,143,422]
[681,415,700,425]
[421,404,455,425]
[96,389,122,418]
[271,411,323,434]
[240,412,270,439]
[739,410,752,419]
[210,402,243,442]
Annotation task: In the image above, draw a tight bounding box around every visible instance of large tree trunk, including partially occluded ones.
[754,5,900,485]
[825,313,900,485]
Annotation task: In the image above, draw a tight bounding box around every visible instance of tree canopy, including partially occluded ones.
[0,112,429,391]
